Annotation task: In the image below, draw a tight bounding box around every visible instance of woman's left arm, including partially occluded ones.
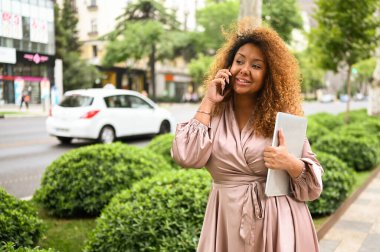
[289,138,323,201]
[263,129,323,201]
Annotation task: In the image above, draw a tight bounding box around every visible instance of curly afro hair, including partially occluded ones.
[204,19,303,138]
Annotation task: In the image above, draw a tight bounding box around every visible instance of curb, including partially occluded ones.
[316,164,380,240]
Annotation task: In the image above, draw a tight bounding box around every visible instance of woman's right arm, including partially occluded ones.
[171,69,231,168]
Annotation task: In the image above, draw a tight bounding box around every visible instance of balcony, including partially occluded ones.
[87,4,98,11]
[88,30,98,37]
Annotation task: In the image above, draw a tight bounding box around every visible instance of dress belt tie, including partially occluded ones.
[213,180,265,250]
[239,181,265,249]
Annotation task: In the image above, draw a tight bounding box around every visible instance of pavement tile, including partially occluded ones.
[331,230,367,252]
[370,218,380,234]
[334,220,372,233]
[319,239,340,252]
[352,198,371,206]
[358,234,380,252]
[341,204,380,223]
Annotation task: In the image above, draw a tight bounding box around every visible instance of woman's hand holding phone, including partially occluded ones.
[206,67,232,104]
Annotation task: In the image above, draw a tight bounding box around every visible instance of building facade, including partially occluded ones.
[0,0,55,105]
[67,0,203,101]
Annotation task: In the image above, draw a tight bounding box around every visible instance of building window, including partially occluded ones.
[87,0,98,10]
[88,19,98,36]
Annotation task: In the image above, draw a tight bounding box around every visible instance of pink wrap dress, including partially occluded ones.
[171,102,323,252]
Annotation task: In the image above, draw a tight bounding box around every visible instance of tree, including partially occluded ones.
[369,9,380,116]
[295,50,325,96]
[103,0,181,101]
[239,0,262,23]
[311,0,380,122]
[196,0,240,53]
[55,1,99,92]
[262,0,303,43]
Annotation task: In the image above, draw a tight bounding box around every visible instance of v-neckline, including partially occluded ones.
[229,102,254,142]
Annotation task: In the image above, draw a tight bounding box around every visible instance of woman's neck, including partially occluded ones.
[233,93,256,114]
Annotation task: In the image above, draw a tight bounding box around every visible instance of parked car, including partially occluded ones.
[339,94,350,103]
[46,88,175,144]
[319,94,335,103]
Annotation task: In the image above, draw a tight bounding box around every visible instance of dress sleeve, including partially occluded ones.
[171,118,213,168]
[290,138,324,202]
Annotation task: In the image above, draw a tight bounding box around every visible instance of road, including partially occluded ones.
[0,101,368,199]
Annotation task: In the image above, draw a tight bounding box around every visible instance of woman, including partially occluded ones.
[172,20,323,252]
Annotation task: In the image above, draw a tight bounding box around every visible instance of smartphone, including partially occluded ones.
[221,66,231,96]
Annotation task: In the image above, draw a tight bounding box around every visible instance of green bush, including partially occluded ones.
[335,119,380,141]
[336,109,369,123]
[313,134,378,171]
[35,143,171,217]
[84,169,211,252]
[306,120,330,145]
[146,133,180,169]
[0,189,44,248]
[0,242,55,252]
[308,152,356,216]
[308,113,344,130]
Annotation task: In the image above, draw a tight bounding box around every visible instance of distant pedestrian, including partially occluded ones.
[20,90,30,110]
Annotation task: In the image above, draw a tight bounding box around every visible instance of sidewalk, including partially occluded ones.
[0,104,48,118]
[319,167,380,252]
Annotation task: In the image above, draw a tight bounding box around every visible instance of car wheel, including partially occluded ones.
[99,126,115,144]
[158,121,171,134]
[57,136,73,145]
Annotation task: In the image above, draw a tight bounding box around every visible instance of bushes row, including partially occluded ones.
[307,110,380,216]
[307,152,356,215]
[0,189,43,248]
[34,143,171,217]
[84,169,211,252]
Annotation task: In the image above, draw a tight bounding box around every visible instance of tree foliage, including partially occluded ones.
[295,49,325,94]
[262,0,303,43]
[55,1,99,92]
[103,0,183,100]
[311,0,380,71]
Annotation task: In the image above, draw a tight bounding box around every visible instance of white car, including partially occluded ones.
[46,88,175,144]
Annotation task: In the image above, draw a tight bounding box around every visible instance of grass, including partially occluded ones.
[36,207,96,252]
[0,111,25,115]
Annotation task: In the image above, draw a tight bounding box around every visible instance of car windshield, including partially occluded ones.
[60,95,93,107]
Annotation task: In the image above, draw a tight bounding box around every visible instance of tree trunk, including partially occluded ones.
[239,0,262,24]
[149,43,156,101]
[368,9,380,116]
[345,65,352,123]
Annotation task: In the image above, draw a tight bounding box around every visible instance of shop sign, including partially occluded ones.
[23,53,49,64]
[0,46,16,64]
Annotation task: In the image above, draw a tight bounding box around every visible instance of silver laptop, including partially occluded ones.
[265,112,308,197]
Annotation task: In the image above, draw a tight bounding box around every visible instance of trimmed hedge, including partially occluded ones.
[84,169,211,252]
[0,189,44,248]
[308,113,344,130]
[313,134,378,171]
[308,152,356,216]
[336,109,370,124]
[306,120,330,145]
[35,143,171,217]
[146,133,180,169]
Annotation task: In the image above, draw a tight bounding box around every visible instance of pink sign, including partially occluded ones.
[23,53,49,64]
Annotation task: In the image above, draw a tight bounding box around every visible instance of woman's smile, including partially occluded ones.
[235,77,252,86]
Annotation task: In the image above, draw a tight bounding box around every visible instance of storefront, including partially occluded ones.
[0,0,55,105]
[0,49,54,105]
